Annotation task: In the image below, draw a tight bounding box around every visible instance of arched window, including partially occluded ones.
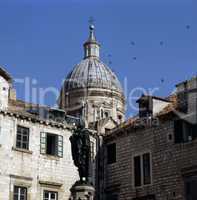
[105,111,109,118]
[101,109,104,119]
[97,109,100,120]
[118,115,123,123]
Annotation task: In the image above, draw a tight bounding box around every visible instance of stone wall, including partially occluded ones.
[104,118,197,200]
[0,113,79,200]
[60,87,125,125]
[0,76,9,110]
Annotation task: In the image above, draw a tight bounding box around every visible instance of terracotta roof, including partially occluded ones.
[105,94,178,137]
[156,94,178,116]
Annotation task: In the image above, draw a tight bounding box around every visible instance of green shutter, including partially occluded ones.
[57,135,63,157]
[40,132,46,154]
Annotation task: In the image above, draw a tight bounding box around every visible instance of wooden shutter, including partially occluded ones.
[134,156,141,187]
[107,143,116,164]
[57,135,63,157]
[191,124,197,140]
[143,153,151,185]
[40,132,46,154]
[174,120,183,143]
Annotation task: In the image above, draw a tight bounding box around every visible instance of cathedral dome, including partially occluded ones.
[64,57,123,94]
[63,25,123,94]
[59,25,125,124]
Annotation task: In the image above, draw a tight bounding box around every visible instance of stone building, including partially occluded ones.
[0,67,80,199]
[103,77,197,200]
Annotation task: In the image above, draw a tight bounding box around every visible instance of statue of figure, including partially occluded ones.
[70,119,91,183]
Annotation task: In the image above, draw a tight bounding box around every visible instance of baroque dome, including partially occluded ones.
[64,25,123,94]
[64,58,123,93]
[59,25,125,124]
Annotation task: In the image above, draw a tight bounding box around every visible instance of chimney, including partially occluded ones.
[137,95,171,118]
[176,76,197,124]
[136,95,153,118]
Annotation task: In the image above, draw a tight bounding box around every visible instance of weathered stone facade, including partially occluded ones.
[0,82,99,200]
[0,112,79,200]
[0,25,124,200]
[103,77,197,200]
[0,67,84,199]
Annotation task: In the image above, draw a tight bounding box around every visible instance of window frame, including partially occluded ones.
[107,143,116,165]
[90,141,95,161]
[40,132,63,158]
[16,125,30,150]
[134,155,142,187]
[143,153,151,185]
[43,190,58,200]
[105,193,118,200]
[174,119,197,143]
[133,152,152,188]
[13,185,28,200]
[184,175,197,200]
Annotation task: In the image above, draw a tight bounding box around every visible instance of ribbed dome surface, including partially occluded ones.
[64,57,123,93]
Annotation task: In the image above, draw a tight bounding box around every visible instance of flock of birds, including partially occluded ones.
[104,25,192,84]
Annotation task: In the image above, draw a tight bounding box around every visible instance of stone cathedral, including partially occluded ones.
[59,24,125,126]
[0,25,197,200]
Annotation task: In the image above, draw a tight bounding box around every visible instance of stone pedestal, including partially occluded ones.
[70,182,95,200]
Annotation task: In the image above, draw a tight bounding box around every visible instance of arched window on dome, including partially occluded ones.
[104,111,109,118]
[118,115,123,124]
[101,108,104,119]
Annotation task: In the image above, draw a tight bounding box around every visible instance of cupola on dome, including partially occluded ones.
[64,25,123,94]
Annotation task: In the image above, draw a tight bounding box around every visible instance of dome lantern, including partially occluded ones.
[83,25,100,59]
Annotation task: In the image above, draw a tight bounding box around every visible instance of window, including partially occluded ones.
[105,194,118,200]
[177,90,188,113]
[174,120,197,143]
[107,143,116,164]
[13,186,27,200]
[133,194,155,200]
[16,126,29,150]
[143,153,151,185]
[134,156,141,187]
[134,153,151,187]
[97,109,100,120]
[101,109,104,119]
[104,111,109,118]
[90,141,95,161]
[168,133,173,141]
[40,132,63,157]
[185,176,197,200]
[138,97,153,118]
[44,191,58,200]
[118,115,122,120]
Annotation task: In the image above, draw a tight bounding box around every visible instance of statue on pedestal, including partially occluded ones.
[70,119,91,183]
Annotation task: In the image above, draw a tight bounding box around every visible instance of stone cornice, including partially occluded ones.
[65,88,125,102]
[0,109,74,131]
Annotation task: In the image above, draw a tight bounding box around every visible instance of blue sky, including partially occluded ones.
[0,0,196,117]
